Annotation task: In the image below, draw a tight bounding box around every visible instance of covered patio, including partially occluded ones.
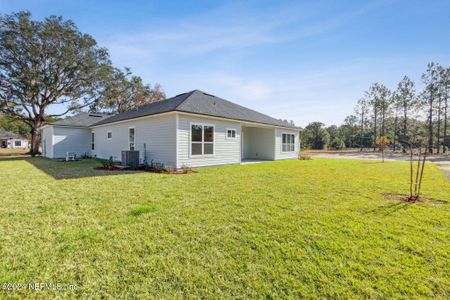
[241,125,275,162]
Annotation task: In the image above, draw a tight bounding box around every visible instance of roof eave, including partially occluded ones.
[175,109,300,130]
[90,109,299,129]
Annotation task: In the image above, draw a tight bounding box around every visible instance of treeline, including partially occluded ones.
[301,62,449,153]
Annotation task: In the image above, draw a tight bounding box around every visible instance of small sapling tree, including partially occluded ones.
[406,131,428,202]
[376,135,390,162]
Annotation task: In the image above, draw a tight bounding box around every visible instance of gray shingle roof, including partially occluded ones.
[91,92,191,127]
[50,112,110,127]
[92,90,298,128]
[0,129,26,139]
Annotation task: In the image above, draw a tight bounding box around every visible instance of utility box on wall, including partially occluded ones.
[122,150,140,167]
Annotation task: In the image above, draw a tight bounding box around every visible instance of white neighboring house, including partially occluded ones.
[0,130,29,149]
[41,90,300,168]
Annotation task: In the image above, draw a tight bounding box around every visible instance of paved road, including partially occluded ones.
[433,161,450,180]
[310,152,450,180]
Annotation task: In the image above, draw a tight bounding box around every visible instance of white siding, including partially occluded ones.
[92,114,177,167]
[274,128,300,160]
[177,115,241,168]
[41,127,54,158]
[6,139,28,149]
[53,127,92,158]
[242,127,275,160]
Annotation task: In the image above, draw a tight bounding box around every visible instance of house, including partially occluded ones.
[41,90,300,168]
[40,113,109,158]
[0,129,29,149]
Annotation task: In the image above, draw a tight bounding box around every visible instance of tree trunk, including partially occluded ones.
[409,146,413,198]
[428,94,434,154]
[373,108,378,151]
[360,110,364,152]
[393,115,398,151]
[414,149,421,195]
[403,106,407,153]
[444,92,448,153]
[417,150,427,198]
[437,97,442,154]
[29,118,43,156]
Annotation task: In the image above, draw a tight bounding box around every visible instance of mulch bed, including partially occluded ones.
[94,166,194,174]
[382,194,447,205]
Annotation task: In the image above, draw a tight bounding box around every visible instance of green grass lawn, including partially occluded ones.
[0,157,449,299]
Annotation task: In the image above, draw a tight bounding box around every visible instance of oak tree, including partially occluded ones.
[94,67,166,113]
[0,12,112,155]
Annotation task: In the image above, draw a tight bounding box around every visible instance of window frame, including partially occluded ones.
[128,127,136,151]
[281,132,296,153]
[107,131,112,140]
[226,128,237,140]
[189,122,215,157]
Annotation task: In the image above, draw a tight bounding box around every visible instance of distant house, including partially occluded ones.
[40,90,300,168]
[0,130,29,149]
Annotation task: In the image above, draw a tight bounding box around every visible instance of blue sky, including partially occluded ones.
[1,0,450,126]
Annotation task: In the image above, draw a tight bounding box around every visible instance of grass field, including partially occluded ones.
[0,157,449,299]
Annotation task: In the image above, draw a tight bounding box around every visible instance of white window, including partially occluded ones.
[191,123,214,156]
[129,127,135,150]
[91,132,95,150]
[14,140,22,147]
[226,128,237,139]
[107,131,112,140]
[282,133,295,152]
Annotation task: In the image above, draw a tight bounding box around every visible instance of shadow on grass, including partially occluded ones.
[0,156,140,180]
[365,201,412,216]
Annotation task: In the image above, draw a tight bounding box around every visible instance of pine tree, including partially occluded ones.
[421,63,440,154]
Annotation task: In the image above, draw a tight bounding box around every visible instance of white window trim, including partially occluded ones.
[128,127,136,151]
[189,122,215,157]
[107,131,112,140]
[281,132,296,153]
[226,128,237,140]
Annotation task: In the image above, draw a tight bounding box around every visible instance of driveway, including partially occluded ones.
[310,152,450,180]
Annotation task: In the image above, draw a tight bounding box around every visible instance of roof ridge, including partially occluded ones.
[172,90,199,111]
[190,91,284,124]
[90,89,299,129]
[116,90,196,114]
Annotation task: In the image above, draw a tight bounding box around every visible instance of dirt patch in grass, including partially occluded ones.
[382,194,448,205]
[299,154,312,160]
[0,148,29,157]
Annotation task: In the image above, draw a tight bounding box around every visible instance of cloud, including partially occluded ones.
[204,75,270,101]
[103,1,383,60]
[105,18,289,61]
[158,55,441,127]
[99,0,418,127]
